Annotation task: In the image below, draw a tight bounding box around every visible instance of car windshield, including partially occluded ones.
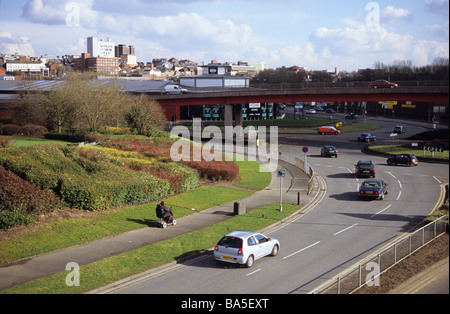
[218,236,243,248]
[362,182,381,188]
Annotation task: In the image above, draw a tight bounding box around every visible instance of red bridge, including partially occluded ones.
[152,85,449,125]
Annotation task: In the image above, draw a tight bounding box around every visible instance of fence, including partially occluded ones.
[279,152,315,194]
[309,215,448,294]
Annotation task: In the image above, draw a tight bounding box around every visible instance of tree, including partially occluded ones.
[125,95,166,136]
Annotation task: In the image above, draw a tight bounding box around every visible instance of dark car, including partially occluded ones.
[321,146,339,158]
[355,160,375,178]
[370,80,398,88]
[359,180,388,200]
[325,108,336,114]
[387,154,419,167]
[346,113,358,119]
[393,125,406,134]
[358,133,377,142]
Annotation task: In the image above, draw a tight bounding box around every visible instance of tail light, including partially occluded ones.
[215,244,219,251]
[360,191,364,194]
[238,248,243,255]
[375,191,379,195]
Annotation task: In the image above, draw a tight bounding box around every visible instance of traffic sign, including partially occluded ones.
[302,147,309,154]
[277,170,286,178]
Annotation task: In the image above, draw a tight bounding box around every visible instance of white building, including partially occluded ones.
[6,60,49,75]
[87,37,115,58]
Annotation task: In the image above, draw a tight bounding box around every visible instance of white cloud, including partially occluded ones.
[382,6,413,23]
[21,0,98,28]
[0,33,35,56]
[131,12,252,47]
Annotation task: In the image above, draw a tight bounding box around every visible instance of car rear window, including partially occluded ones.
[362,182,381,187]
[218,236,243,248]
[359,164,373,169]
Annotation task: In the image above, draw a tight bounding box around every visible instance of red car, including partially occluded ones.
[371,80,399,88]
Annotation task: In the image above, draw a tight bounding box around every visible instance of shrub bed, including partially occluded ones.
[0,166,61,229]
[0,145,174,212]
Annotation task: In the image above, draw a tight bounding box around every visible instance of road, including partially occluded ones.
[111,119,448,294]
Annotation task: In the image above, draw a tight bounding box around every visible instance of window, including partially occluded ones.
[247,236,257,246]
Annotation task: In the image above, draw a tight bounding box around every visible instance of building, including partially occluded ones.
[5,60,49,76]
[74,53,119,76]
[180,62,249,88]
[87,37,115,58]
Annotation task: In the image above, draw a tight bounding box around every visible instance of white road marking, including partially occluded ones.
[283,241,321,260]
[246,269,262,277]
[370,205,392,218]
[396,191,402,201]
[433,176,442,184]
[333,223,359,236]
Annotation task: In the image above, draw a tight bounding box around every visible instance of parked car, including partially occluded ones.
[164,85,188,94]
[305,109,316,114]
[325,108,336,114]
[346,113,358,119]
[318,126,341,135]
[355,160,375,178]
[393,125,406,134]
[321,146,339,158]
[358,133,377,142]
[370,80,399,88]
[214,231,280,268]
[359,180,388,200]
[387,154,419,166]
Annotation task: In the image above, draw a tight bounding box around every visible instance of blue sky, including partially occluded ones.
[0,0,448,71]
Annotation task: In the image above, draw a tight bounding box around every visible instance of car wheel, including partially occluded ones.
[271,244,279,257]
[245,255,254,268]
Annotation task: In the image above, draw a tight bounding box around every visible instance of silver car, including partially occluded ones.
[214,231,280,268]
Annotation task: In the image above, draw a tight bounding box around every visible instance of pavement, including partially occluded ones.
[0,159,320,292]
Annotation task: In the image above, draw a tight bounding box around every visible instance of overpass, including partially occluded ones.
[151,85,449,125]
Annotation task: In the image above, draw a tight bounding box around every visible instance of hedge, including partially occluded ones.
[0,145,174,212]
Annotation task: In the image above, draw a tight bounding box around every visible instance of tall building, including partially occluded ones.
[74,53,119,76]
[87,37,115,58]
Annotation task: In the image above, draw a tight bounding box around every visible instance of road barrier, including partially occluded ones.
[309,215,447,294]
[279,152,315,195]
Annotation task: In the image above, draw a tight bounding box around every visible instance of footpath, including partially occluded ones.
[0,160,320,292]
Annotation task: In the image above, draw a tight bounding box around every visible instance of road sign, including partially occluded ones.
[302,147,309,154]
[277,170,286,178]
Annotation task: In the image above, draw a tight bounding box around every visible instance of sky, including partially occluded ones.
[0,0,449,71]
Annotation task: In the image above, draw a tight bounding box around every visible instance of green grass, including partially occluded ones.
[0,159,270,265]
[12,136,71,147]
[369,144,449,160]
[1,202,300,294]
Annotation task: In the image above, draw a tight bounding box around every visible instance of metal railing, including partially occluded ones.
[279,152,315,195]
[309,215,448,294]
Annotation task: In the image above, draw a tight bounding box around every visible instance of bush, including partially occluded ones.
[0,166,61,217]
[0,209,35,230]
[20,124,48,137]
[0,136,15,148]
[186,161,240,181]
[0,124,20,135]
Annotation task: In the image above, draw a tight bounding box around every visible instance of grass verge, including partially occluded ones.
[1,202,300,294]
[0,160,270,265]
[368,144,449,160]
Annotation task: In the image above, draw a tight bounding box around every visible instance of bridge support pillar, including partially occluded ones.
[224,104,243,128]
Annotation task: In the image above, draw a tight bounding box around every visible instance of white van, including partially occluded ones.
[164,85,188,94]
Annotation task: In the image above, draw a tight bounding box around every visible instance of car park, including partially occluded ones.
[387,154,419,166]
[321,146,339,157]
[355,160,375,178]
[370,80,398,88]
[214,231,280,268]
[318,126,341,135]
[358,133,376,142]
[393,125,406,134]
[359,180,388,200]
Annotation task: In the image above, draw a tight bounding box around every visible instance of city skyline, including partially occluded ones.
[0,0,449,71]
